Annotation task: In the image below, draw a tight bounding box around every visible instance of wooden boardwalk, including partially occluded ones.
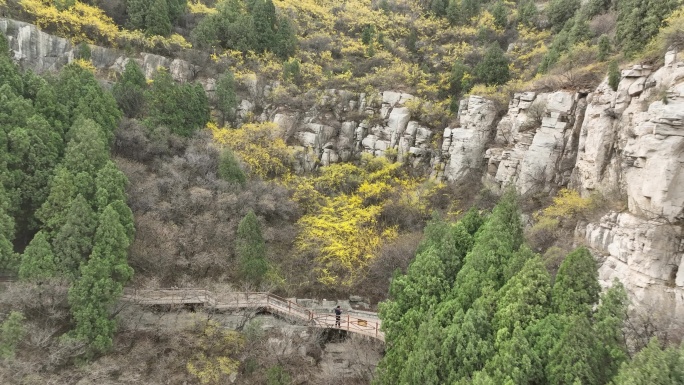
[122,289,384,341]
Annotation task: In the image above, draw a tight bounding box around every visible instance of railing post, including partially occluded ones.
[375,322,378,338]
[288,301,291,313]
[347,314,350,331]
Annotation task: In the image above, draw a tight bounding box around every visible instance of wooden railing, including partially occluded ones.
[122,289,384,341]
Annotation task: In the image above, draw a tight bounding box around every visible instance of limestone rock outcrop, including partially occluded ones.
[482,91,585,194]
[0,18,196,81]
[441,96,498,181]
[570,53,684,330]
[276,89,434,172]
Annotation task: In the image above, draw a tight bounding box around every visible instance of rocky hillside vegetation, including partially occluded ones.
[1,0,684,384]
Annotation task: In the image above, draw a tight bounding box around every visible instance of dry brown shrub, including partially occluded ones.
[355,232,422,305]
[589,11,618,38]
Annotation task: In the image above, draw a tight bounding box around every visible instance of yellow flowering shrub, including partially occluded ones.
[21,0,120,44]
[291,153,429,287]
[186,321,244,385]
[188,0,217,15]
[20,0,192,49]
[209,122,294,179]
[537,189,593,220]
[72,58,95,72]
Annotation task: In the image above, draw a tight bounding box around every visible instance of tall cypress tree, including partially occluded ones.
[612,338,684,384]
[453,190,523,309]
[235,210,268,285]
[547,316,599,385]
[94,161,128,212]
[251,0,277,53]
[18,231,56,281]
[0,186,16,270]
[67,205,132,353]
[167,0,187,23]
[6,116,62,233]
[273,16,297,59]
[52,194,96,279]
[145,0,172,36]
[475,44,511,86]
[494,256,552,333]
[216,72,237,124]
[593,280,629,384]
[552,247,600,316]
[62,118,108,177]
[112,60,147,118]
[35,167,76,234]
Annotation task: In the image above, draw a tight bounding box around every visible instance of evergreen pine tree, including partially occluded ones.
[475,44,510,86]
[216,72,237,123]
[568,14,593,45]
[18,231,56,281]
[183,82,210,135]
[145,69,209,136]
[107,200,135,243]
[62,118,109,177]
[0,186,16,270]
[126,0,150,30]
[52,194,96,279]
[461,0,480,21]
[431,0,448,16]
[485,325,541,384]
[449,60,473,102]
[494,256,551,332]
[446,0,462,25]
[55,63,121,135]
[112,60,147,118]
[145,0,172,36]
[379,0,390,14]
[362,25,375,45]
[400,319,442,384]
[593,280,629,384]
[0,311,24,359]
[491,1,507,29]
[68,205,132,353]
[609,61,621,91]
[453,190,522,309]
[598,34,612,61]
[34,80,70,139]
[36,167,78,233]
[547,316,599,385]
[6,116,62,233]
[236,210,269,285]
[218,148,246,186]
[406,28,418,53]
[252,0,277,53]
[518,0,538,27]
[273,16,297,59]
[552,247,600,316]
[94,161,128,212]
[0,57,24,96]
[612,338,684,384]
[547,0,581,31]
[167,0,187,24]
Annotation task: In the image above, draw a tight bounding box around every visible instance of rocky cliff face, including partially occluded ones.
[5,17,684,331]
[0,18,197,81]
[574,56,684,333]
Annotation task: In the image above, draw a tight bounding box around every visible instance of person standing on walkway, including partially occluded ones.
[334,305,342,327]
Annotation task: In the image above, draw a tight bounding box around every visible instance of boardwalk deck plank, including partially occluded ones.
[122,289,384,341]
